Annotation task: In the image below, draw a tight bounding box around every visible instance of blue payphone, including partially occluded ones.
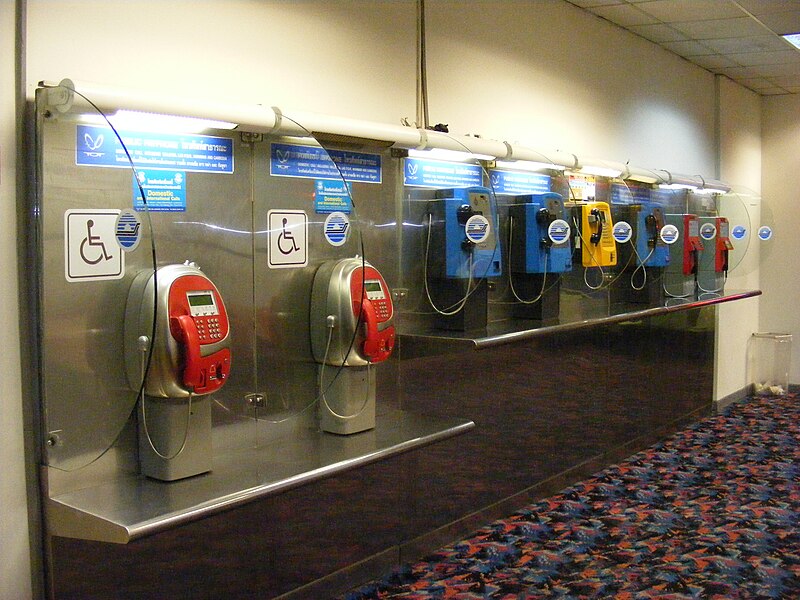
[633,201,670,269]
[428,186,502,279]
[509,192,572,275]
[426,186,502,330]
[507,192,571,320]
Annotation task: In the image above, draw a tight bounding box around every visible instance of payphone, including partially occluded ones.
[426,186,502,330]
[124,262,231,481]
[663,214,703,298]
[613,201,670,304]
[696,216,732,295]
[310,257,395,435]
[508,192,572,319]
[579,201,617,269]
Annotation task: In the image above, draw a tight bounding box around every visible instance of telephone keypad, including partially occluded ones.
[195,316,224,341]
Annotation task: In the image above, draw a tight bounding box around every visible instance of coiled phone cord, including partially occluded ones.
[507,215,549,304]
[138,335,193,460]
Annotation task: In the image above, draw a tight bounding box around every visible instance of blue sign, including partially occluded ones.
[270,143,381,183]
[758,225,773,241]
[314,179,353,214]
[133,169,187,212]
[77,125,233,173]
[404,157,483,188]
[731,225,747,240]
[488,169,550,195]
[611,183,651,204]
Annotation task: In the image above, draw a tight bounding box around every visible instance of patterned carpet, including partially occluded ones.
[343,393,800,599]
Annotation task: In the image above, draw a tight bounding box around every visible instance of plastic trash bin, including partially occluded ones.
[748,332,792,396]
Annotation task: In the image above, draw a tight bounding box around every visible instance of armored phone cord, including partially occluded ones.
[138,335,193,461]
[507,215,549,304]
[423,213,479,315]
[630,242,655,291]
[318,316,372,421]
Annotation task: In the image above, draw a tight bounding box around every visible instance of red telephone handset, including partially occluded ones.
[170,315,204,391]
[360,298,396,362]
[350,267,395,364]
[716,217,733,273]
[167,274,231,395]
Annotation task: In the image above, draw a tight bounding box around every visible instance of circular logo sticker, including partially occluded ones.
[612,221,633,244]
[114,209,142,252]
[758,225,773,241]
[699,222,717,240]
[323,212,350,247]
[731,225,747,240]
[465,214,490,244]
[548,219,571,245]
[660,224,680,245]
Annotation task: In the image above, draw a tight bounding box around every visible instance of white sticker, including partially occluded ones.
[64,209,124,282]
[323,212,350,247]
[464,214,490,244]
[115,209,142,252]
[758,225,773,241]
[548,219,571,245]
[612,221,633,244]
[699,222,717,240]
[268,209,308,268]
[660,224,680,245]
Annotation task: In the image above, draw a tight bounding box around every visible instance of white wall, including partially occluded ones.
[26,0,718,176]
[26,0,418,124]
[761,93,800,382]
[715,77,762,399]
[2,0,33,598]
[425,0,717,173]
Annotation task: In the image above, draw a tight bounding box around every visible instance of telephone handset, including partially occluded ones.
[684,215,704,275]
[311,257,395,367]
[589,208,603,244]
[715,217,734,273]
[580,201,617,267]
[125,263,232,398]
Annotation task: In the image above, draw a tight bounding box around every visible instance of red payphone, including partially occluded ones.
[310,257,395,434]
[125,262,231,480]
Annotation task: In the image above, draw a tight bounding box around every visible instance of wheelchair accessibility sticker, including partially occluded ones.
[268,209,308,269]
[64,209,124,282]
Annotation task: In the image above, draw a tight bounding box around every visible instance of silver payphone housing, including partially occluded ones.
[310,257,393,435]
[124,262,230,481]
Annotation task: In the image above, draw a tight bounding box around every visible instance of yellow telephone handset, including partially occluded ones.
[581,201,617,267]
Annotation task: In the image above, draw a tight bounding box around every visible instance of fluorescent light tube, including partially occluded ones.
[495,159,565,172]
[408,148,495,162]
[82,110,237,133]
[580,164,623,178]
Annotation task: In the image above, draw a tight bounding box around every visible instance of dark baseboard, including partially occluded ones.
[713,385,751,414]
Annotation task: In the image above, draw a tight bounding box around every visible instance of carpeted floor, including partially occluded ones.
[343,393,800,599]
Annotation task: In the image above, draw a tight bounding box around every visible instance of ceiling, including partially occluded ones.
[565,0,800,95]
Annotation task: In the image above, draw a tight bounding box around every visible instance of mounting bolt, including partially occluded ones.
[245,393,265,408]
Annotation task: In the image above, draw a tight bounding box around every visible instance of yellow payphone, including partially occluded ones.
[580,201,617,268]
